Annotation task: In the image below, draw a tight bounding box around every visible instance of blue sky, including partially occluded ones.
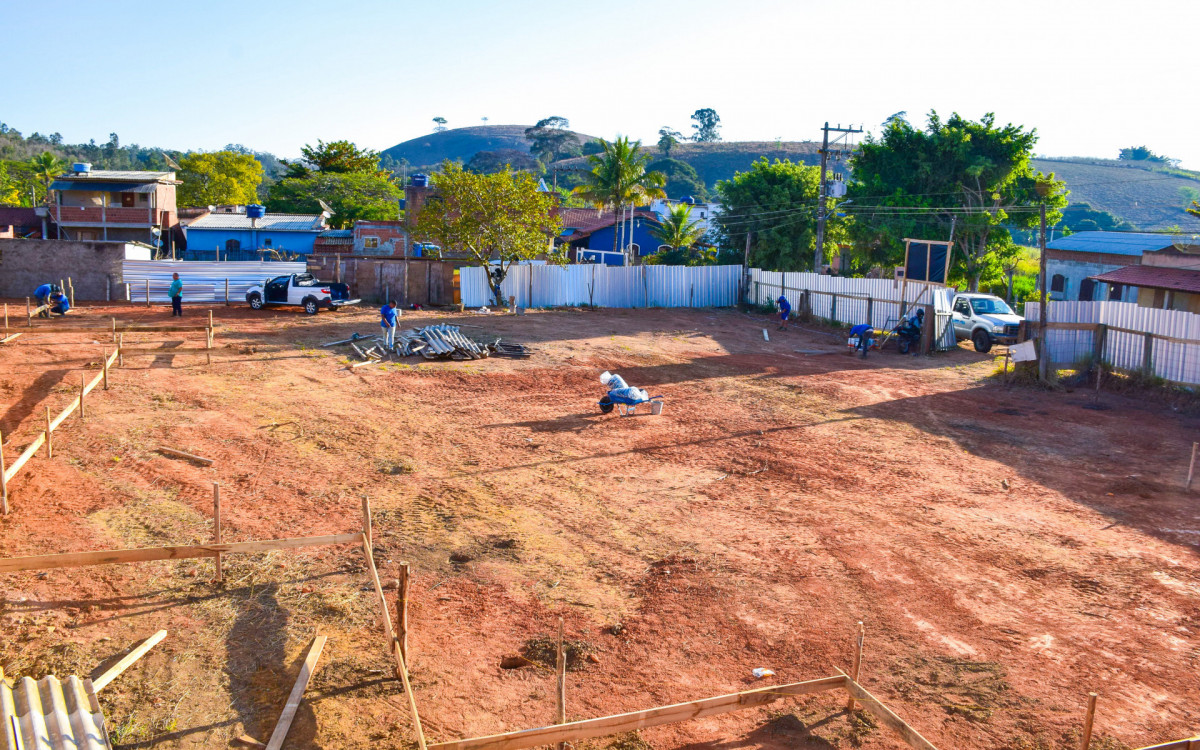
[3,0,1197,167]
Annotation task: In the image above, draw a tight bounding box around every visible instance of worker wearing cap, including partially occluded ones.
[50,289,70,316]
[777,295,791,331]
[380,300,399,348]
[34,283,57,318]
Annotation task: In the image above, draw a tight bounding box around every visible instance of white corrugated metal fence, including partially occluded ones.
[121,260,306,303]
[460,264,742,309]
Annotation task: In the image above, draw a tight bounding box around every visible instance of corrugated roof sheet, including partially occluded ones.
[49,181,157,193]
[186,213,325,232]
[319,229,353,237]
[1089,264,1200,294]
[1046,231,1176,255]
[55,170,175,183]
[2,673,111,749]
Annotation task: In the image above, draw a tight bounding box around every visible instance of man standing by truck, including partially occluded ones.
[168,273,183,317]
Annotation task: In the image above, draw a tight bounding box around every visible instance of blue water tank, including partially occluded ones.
[682,196,695,205]
[72,163,92,175]
[412,243,423,258]
[246,204,266,219]
[411,173,428,187]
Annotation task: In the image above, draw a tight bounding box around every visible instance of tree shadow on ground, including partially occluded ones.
[0,368,71,437]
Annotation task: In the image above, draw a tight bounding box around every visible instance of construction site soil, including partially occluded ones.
[0,302,1197,749]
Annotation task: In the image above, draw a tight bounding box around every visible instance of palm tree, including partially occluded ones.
[573,137,666,260]
[29,152,65,205]
[649,204,706,264]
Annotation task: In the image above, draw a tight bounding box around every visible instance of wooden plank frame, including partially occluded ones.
[264,635,327,750]
[1133,739,1200,750]
[0,532,362,573]
[428,676,847,750]
[840,672,938,750]
[92,630,168,691]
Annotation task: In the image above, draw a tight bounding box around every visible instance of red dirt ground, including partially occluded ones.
[0,300,1198,749]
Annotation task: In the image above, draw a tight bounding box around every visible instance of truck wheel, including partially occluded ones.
[248,292,264,310]
[972,329,992,353]
[303,298,319,315]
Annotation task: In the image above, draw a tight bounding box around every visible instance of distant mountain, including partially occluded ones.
[380,125,599,169]
[1032,157,1200,231]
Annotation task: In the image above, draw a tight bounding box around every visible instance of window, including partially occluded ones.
[629,243,641,255]
[225,239,241,252]
[1078,278,1096,301]
[121,193,135,207]
[970,297,1015,316]
[363,237,380,249]
[1108,283,1124,301]
[954,299,971,315]
[1050,274,1065,293]
[263,238,273,247]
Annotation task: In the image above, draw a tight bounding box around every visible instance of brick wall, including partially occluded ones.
[0,239,135,300]
[353,221,408,256]
[307,254,458,306]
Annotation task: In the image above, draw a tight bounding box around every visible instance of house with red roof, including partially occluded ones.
[553,206,662,265]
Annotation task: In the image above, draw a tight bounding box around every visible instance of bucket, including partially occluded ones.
[650,400,664,415]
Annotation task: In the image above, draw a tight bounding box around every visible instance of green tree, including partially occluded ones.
[28,151,65,205]
[689,109,721,142]
[848,111,1067,290]
[285,139,383,177]
[647,204,707,264]
[715,158,833,271]
[524,117,580,163]
[657,127,681,157]
[177,151,264,207]
[466,149,541,174]
[267,172,402,229]
[1188,199,1200,219]
[432,117,448,133]
[647,158,706,201]
[413,161,562,305]
[573,137,667,259]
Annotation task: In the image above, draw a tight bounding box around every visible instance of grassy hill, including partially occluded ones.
[1032,157,1200,230]
[380,125,599,169]
[551,140,823,186]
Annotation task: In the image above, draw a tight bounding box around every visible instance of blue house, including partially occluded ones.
[1044,231,1179,302]
[555,207,662,266]
[182,206,328,260]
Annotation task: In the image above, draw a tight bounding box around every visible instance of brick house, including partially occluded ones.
[49,165,180,250]
[353,220,408,256]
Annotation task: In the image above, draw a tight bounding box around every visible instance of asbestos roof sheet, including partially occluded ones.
[187,213,325,232]
[50,181,157,193]
[56,170,176,183]
[1089,264,1200,294]
[1,673,111,749]
[1046,231,1177,255]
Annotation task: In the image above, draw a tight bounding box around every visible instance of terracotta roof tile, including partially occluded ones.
[1090,264,1200,294]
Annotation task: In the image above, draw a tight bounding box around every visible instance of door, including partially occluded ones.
[265,276,290,303]
[952,297,973,337]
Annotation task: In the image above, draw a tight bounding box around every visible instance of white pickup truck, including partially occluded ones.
[246,273,360,315]
[951,292,1023,353]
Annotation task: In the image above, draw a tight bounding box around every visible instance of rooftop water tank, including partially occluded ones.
[410,173,428,187]
[72,163,92,175]
[246,204,266,219]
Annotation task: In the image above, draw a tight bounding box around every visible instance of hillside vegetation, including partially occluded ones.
[1031,157,1200,230]
[380,125,599,168]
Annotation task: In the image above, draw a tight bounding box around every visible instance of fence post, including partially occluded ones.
[921,304,935,354]
[146,279,151,307]
[1142,332,1154,376]
[225,279,230,307]
[866,297,873,327]
[1092,324,1107,373]
[0,429,7,514]
[830,293,838,324]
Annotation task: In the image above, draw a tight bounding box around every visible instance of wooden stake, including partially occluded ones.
[112,317,117,343]
[92,630,168,691]
[264,635,327,750]
[225,278,230,307]
[45,407,53,459]
[26,297,31,327]
[362,496,373,549]
[213,482,223,582]
[398,563,410,662]
[0,430,8,515]
[846,621,864,711]
[3,303,7,329]
[556,617,566,750]
[102,347,109,390]
[118,333,124,367]
[361,537,428,750]
[1080,693,1098,750]
[68,277,74,308]
[79,372,86,420]
[1187,443,1198,491]
[156,446,214,466]
[146,279,151,307]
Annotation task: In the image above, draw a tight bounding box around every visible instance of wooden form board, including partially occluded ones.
[264,636,327,750]
[1133,740,1200,750]
[841,674,938,750]
[0,325,216,335]
[0,532,362,573]
[428,676,847,750]
[92,630,167,692]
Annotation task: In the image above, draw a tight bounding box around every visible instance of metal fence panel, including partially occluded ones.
[122,260,307,303]
[459,264,740,309]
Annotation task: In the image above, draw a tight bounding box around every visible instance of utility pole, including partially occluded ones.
[1038,203,1049,383]
[814,122,863,272]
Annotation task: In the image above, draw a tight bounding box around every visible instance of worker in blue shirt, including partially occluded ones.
[380,300,399,348]
[168,273,183,317]
[34,283,57,318]
[776,295,791,331]
[50,290,70,316]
